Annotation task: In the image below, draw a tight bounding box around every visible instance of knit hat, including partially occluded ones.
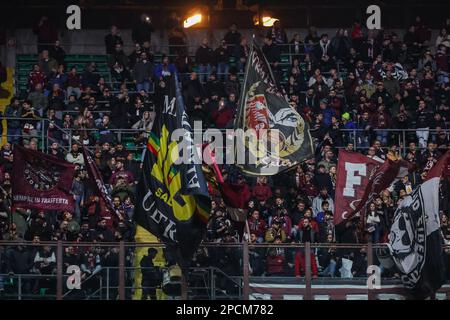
[342,112,350,121]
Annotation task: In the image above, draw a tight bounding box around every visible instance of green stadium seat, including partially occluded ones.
[281,55,290,64]
[17,54,38,62]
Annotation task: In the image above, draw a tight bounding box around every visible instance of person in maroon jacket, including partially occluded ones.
[28,65,46,90]
[370,104,392,145]
[251,176,273,203]
[109,160,135,186]
[247,209,266,243]
[266,238,286,276]
[210,99,234,128]
[33,16,58,53]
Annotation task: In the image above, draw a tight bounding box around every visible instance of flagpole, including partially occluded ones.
[233,35,255,170]
[234,34,254,133]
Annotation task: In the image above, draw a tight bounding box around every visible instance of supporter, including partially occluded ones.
[5,97,23,144]
[183,72,205,108]
[224,23,241,54]
[294,219,319,277]
[28,65,46,90]
[134,52,154,93]
[305,26,320,52]
[50,40,66,67]
[165,11,181,31]
[132,14,154,46]
[214,39,230,81]
[49,64,68,91]
[97,115,117,145]
[195,38,214,83]
[20,99,39,144]
[105,25,124,55]
[81,62,101,89]
[224,72,240,97]
[251,177,273,203]
[108,43,129,70]
[154,55,177,80]
[265,219,286,243]
[235,36,249,73]
[109,160,135,187]
[210,98,234,129]
[262,37,281,67]
[247,210,266,243]
[38,49,58,79]
[289,33,304,57]
[67,67,82,99]
[140,248,161,300]
[33,16,58,53]
[267,20,288,48]
[204,73,225,99]
[265,238,286,276]
[314,34,332,60]
[312,187,334,217]
[66,143,85,166]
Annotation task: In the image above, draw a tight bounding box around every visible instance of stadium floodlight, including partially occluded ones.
[184,14,202,28]
[253,16,279,27]
[262,16,279,27]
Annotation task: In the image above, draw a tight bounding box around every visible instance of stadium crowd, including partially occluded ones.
[0,13,450,290]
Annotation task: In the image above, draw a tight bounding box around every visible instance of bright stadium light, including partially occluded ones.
[262,16,279,27]
[184,14,202,28]
[253,16,279,27]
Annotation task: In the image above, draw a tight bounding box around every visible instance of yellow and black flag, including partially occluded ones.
[134,74,211,266]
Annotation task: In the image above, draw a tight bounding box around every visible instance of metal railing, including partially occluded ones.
[1,116,448,154]
[1,240,449,300]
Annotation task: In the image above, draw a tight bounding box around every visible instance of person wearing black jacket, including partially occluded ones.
[262,37,281,65]
[108,43,129,70]
[235,37,249,73]
[50,40,66,66]
[132,14,154,45]
[111,94,132,129]
[183,72,205,108]
[140,248,162,300]
[195,38,214,83]
[94,219,114,242]
[7,244,35,294]
[224,23,241,56]
[415,100,433,149]
[133,52,154,93]
[105,25,124,55]
[214,40,230,81]
[289,34,305,58]
[204,73,225,98]
[314,34,332,60]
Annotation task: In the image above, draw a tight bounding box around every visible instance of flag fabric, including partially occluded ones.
[334,150,384,225]
[219,182,250,211]
[387,150,450,299]
[12,145,75,212]
[82,146,118,222]
[234,42,313,176]
[349,157,413,221]
[134,74,211,266]
[334,150,413,225]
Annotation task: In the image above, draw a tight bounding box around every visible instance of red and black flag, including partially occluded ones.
[12,145,75,212]
[82,146,119,224]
